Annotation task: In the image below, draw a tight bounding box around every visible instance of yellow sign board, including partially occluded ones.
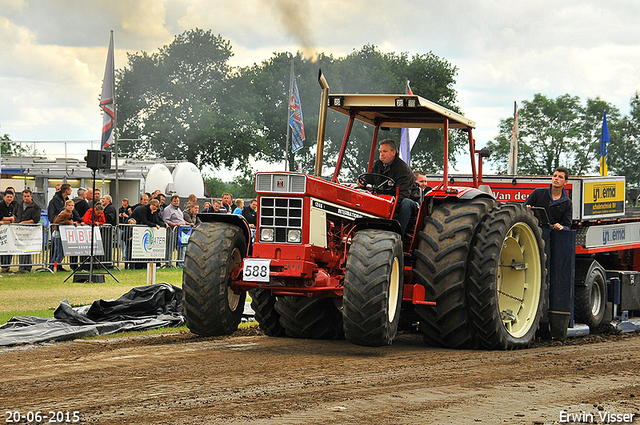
[582,178,625,218]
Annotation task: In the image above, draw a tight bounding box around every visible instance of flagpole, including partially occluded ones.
[508,101,518,175]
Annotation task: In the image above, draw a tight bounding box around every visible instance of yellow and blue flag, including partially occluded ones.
[599,110,609,176]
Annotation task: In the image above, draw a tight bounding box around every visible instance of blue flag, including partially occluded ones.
[289,75,305,153]
[600,110,609,176]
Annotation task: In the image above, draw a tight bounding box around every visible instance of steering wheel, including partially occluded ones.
[356,173,397,195]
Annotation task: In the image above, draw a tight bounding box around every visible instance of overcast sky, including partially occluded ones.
[1,0,639,172]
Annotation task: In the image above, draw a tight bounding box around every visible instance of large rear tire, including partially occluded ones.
[343,229,404,346]
[182,222,246,336]
[574,260,607,329]
[413,199,495,348]
[249,289,285,336]
[468,203,547,349]
[275,296,344,339]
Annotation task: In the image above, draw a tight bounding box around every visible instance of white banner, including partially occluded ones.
[0,224,42,254]
[60,225,105,256]
[132,227,167,259]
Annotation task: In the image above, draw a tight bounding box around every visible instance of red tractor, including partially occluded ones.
[182,72,547,349]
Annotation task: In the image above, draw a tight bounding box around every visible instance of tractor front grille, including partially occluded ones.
[259,197,303,243]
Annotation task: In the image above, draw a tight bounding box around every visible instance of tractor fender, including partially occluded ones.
[458,187,496,201]
[197,212,253,256]
[352,217,402,236]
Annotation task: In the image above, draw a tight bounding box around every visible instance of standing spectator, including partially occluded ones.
[101,195,118,226]
[83,203,106,226]
[220,193,233,213]
[242,198,258,228]
[130,199,166,229]
[73,187,89,218]
[157,193,167,213]
[183,203,201,226]
[54,200,82,227]
[0,190,16,273]
[48,183,72,271]
[183,193,198,212]
[163,195,185,265]
[130,193,150,212]
[129,199,166,270]
[84,189,93,206]
[70,187,88,270]
[119,198,132,224]
[4,187,17,210]
[88,188,101,208]
[54,200,83,271]
[15,189,41,273]
[54,183,62,193]
[233,199,244,215]
[162,195,186,227]
[119,198,133,268]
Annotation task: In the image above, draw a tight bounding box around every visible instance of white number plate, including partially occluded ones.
[243,259,271,282]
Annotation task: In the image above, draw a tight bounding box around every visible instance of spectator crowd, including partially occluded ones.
[0,185,258,273]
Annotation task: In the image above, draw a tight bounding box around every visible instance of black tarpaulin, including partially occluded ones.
[0,283,184,346]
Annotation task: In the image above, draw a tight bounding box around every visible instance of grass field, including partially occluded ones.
[0,268,184,325]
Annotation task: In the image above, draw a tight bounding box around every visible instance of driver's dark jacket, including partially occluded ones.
[370,153,414,202]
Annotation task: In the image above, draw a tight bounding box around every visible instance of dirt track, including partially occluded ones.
[2,328,640,425]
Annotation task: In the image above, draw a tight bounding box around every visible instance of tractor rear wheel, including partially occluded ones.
[249,289,285,336]
[413,199,496,348]
[343,229,404,346]
[574,260,607,329]
[182,222,246,336]
[467,203,547,349]
[275,296,344,339]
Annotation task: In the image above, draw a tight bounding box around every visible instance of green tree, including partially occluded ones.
[487,94,636,181]
[488,94,589,175]
[116,29,262,170]
[612,92,640,187]
[242,45,461,180]
[0,134,40,156]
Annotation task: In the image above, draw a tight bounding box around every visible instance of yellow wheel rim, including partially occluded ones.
[388,257,400,323]
[497,222,542,338]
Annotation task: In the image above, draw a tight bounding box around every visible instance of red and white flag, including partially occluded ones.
[99,31,115,150]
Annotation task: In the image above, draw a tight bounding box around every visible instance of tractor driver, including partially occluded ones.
[357,139,418,235]
[524,166,572,231]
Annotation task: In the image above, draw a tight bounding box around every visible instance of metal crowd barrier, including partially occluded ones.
[0,223,194,274]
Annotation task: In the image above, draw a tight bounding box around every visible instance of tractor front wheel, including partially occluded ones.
[182,222,247,336]
[343,229,404,346]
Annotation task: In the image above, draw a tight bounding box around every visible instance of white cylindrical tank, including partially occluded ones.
[171,162,205,197]
[144,164,174,194]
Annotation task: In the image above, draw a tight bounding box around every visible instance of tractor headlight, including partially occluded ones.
[261,228,274,242]
[288,229,302,243]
